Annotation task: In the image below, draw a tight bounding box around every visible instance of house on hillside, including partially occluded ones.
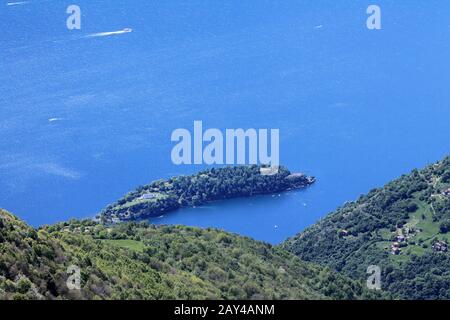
[391,242,401,255]
[432,241,448,253]
[140,193,157,200]
[442,188,450,196]
[339,229,349,237]
[391,245,401,255]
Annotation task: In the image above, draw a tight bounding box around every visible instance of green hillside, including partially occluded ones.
[6,155,449,300]
[282,156,450,299]
[0,210,367,300]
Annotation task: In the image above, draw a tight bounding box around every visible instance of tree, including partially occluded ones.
[439,220,450,234]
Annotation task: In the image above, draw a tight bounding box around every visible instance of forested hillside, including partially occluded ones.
[0,210,367,300]
[282,156,450,299]
[5,154,449,300]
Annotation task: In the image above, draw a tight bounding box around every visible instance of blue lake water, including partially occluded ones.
[1,1,449,243]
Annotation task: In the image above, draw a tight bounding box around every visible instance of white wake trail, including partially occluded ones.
[7,1,30,5]
[85,28,133,38]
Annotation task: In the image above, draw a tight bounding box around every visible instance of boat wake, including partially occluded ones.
[85,28,133,38]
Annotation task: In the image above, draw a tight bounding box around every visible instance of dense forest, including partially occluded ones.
[100,165,315,223]
[0,209,371,300]
[282,156,450,299]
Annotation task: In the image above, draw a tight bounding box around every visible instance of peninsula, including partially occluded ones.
[100,165,315,223]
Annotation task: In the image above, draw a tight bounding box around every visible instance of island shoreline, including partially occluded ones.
[99,165,315,224]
